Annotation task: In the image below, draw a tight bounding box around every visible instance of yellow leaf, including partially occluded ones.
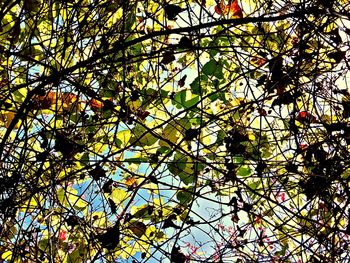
[57,187,88,211]
[109,188,130,206]
[1,251,12,260]
[116,130,131,148]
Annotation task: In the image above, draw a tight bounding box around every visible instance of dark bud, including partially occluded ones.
[162,216,180,229]
[147,205,154,215]
[255,161,267,176]
[161,51,176,65]
[256,74,267,86]
[173,207,182,215]
[164,4,186,20]
[36,151,48,162]
[3,102,12,109]
[96,222,120,250]
[102,179,114,194]
[184,128,199,141]
[328,28,342,45]
[285,162,298,173]
[108,198,117,214]
[90,165,106,180]
[136,109,150,120]
[149,175,158,183]
[242,202,253,212]
[178,36,193,48]
[269,57,283,81]
[150,153,159,163]
[178,75,187,87]
[130,90,140,101]
[327,50,346,63]
[102,100,114,111]
[33,88,46,96]
[171,246,186,263]
[66,215,81,227]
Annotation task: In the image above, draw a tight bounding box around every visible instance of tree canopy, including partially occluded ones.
[1,0,350,262]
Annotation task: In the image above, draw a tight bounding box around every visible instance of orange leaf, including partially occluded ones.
[227,0,243,18]
[214,0,225,15]
[33,92,56,110]
[125,177,137,186]
[214,4,224,15]
[90,98,104,110]
[215,0,243,18]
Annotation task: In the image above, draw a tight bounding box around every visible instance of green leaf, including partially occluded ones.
[190,75,208,95]
[176,189,192,205]
[238,166,252,177]
[173,90,199,109]
[168,152,195,185]
[130,124,158,146]
[125,157,149,163]
[133,205,154,220]
[202,60,224,79]
[79,152,89,166]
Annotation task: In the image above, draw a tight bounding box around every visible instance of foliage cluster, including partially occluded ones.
[1,0,350,262]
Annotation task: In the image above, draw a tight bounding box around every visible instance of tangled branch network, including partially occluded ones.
[1,0,350,262]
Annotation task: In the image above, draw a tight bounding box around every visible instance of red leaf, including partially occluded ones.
[59,230,67,241]
[296,111,316,123]
[136,109,150,120]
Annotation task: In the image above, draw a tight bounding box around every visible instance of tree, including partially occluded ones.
[0,0,350,262]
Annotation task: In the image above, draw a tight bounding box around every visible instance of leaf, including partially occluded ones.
[168,152,195,185]
[176,190,192,205]
[173,90,199,109]
[238,166,252,177]
[127,221,147,238]
[109,188,130,205]
[116,130,131,148]
[0,111,18,128]
[1,251,12,261]
[125,157,149,163]
[202,60,223,79]
[190,75,208,95]
[227,0,243,18]
[215,0,243,18]
[130,123,158,146]
[133,205,154,219]
[296,111,317,124]
[57,187,88,211]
